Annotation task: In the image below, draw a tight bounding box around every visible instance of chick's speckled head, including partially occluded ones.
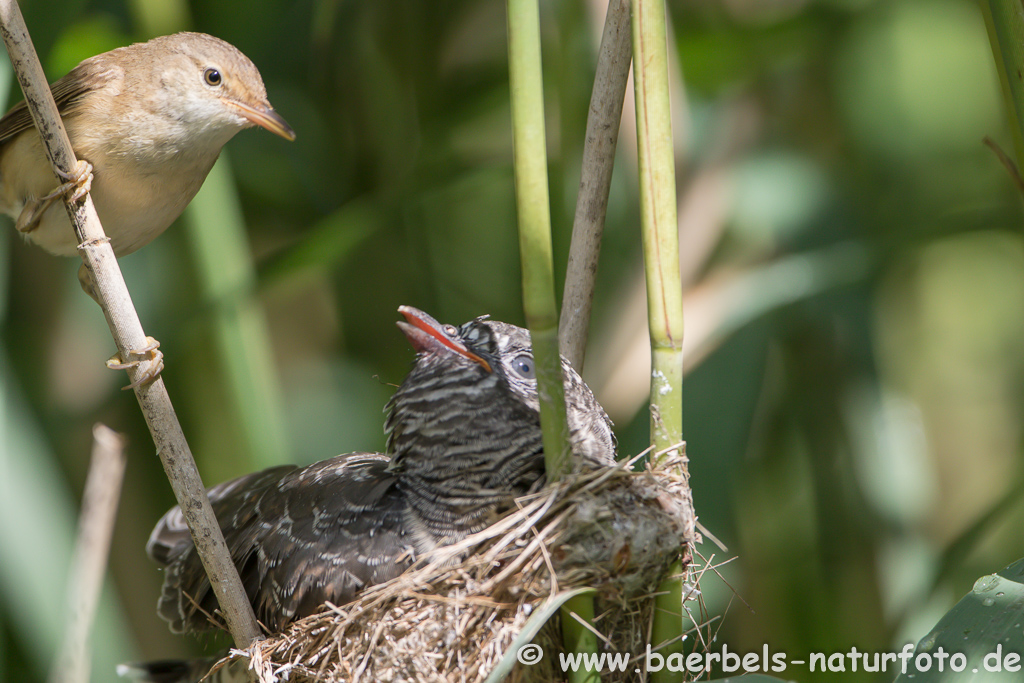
[388,306,616,470]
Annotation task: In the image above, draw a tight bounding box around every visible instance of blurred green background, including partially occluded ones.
[0,0,1021,681]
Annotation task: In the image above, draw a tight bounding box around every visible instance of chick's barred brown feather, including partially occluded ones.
[144,306,615,639]
[148,455,407,633]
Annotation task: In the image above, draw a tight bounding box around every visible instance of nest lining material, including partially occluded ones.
[217,450,696,683]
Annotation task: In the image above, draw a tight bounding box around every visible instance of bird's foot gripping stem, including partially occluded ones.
[15,160,95,234]
[46,159,94,204]
[107,336,164,390]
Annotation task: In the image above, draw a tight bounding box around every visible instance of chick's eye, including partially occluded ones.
[203,68,222,86]
[511,354,535,380]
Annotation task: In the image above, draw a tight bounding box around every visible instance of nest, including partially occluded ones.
[217,449,698,683]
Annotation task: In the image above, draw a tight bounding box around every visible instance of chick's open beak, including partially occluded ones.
[396,305,492,372]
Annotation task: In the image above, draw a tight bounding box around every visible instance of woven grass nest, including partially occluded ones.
[217,450,697,683]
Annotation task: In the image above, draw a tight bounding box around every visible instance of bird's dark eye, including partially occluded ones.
[443,324,458,336]
[511,354,535,380]
[203,68,222,86]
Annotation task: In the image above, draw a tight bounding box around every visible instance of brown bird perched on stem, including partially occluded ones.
[0,31,294,262]
[137,306,614,648]
[0,32,293,383]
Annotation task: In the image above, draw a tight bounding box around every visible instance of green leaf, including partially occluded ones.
[185,154,290,473]
[483,587,596,683]
[894,560,1024,682]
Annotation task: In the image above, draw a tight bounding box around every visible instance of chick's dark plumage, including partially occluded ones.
[146,307,615,635]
